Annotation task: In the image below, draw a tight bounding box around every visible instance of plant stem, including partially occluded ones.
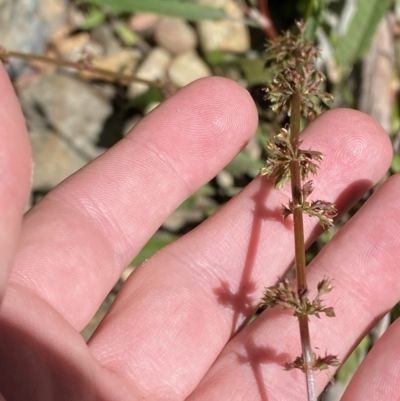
[0,48,162,88]
[290,91,316,401]
[256,0,278,39]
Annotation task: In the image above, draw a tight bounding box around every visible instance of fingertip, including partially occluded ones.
[318,108,392,167]
[181,76,259,135]
[131,76,259,156]
[0,67,32,298]
[302,108,392,189]
[124,76,259,188]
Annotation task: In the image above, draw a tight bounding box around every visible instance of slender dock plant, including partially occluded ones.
[260,22,340,401]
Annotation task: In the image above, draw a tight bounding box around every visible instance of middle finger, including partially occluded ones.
[89,109,392,400]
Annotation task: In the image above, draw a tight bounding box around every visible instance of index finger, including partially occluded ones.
[10,76,259,329]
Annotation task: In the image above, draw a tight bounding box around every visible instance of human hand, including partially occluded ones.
[0,63,398,401]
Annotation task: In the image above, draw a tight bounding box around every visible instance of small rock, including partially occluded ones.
[154,17,198,54]
[128,47,171,98]
[216,169,234,189]
[19,72,112,159]
[129,13,160,33]
[91,24,122,56]
[168,51,212,87]
[0,0,68,78]
[197,0,250,53]
[162,209,204,232]
[30,130,87,190]
[244,136,262,160]
[144,102,161,114]
[81,292,115,341]
[53,32,102,62]
[39,0,69,38]
[80,49,142,82]
[120,266,135,282]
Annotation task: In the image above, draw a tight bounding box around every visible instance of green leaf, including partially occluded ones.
[239,57,269,86]
[335,0,394,69]
[204,50,226,65]
[178,184,214,210]
[337,336,370,383]
[113,21,138,45]
[391,302,400,322]
[78,0,226,21]
[391,154,400,173]
[131,233,179,266]
[80,7,106,30]
[299,0,326,41]
[225,150,264,178]
[126,87,164,110]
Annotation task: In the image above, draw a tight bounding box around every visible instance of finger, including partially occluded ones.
[341,317,400,400]
[88,110,392,400]
[0,283,149,401]
[0,64,31,299]
[10,77,259,329]
[186,174,400,401]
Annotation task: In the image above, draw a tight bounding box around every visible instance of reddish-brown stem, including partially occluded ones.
[290,91,316,401]
[257,0,278,39]
[0,48,163,88]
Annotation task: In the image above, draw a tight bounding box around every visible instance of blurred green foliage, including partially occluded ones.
[79,6,106,29]
[335,0,394,70]
[131,233,179,266]
[337,336,370,383]
[78,0,226,21]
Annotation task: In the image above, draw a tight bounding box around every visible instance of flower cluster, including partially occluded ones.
[263,22,333,118]
[281,181,338,228]
[260,22,339,390]
[260,128,324,189]
[261,277,335,319]
[266,69,333,119]
[283,352,340,372]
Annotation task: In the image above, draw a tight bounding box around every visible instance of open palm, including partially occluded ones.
[0,64,398,401]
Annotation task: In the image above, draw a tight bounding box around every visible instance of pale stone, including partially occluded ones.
[168,51,212,87]
[128,47,172,98]
[19,73,111,160]
[216,170,234,189]
[91,24,122,56]
[129,13,160,32]
[0,0,68,77]
[162,209,204,232]
[120,266,135,282]
[154,17,198,54]
[54,32,102,62]
[144,102,161,114]
[80,49,142,81]
[197,0,250,53]
[30,130,87,190]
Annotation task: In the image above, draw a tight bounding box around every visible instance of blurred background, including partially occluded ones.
[1,0,399,399]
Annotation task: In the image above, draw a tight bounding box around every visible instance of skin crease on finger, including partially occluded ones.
[0,76,258,401]
[184,174,400,401]
[0,64,31,299]
[9,76,259,330]
[87,110,393,400]
[0,66,395,401]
